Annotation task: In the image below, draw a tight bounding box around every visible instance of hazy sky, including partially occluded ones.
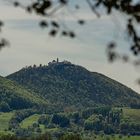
[0,0,140,93]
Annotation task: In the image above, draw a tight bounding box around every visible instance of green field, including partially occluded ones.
[20,114,59,133]
[0,112,14,131]
[0,112,14,136]
[123,108,140,123]
[20,114,41,128]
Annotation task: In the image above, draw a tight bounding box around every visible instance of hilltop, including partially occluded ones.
[6,59,140,111]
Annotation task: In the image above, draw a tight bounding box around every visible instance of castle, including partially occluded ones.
[48,58,71,66]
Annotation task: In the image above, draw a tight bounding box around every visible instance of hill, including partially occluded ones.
[0,76,47,112]
[7,60,140,111]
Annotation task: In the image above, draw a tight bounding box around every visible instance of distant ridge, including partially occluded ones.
[6,59,140,111]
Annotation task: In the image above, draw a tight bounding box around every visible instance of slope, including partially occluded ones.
[7,61,140,111]
[0,76,47,112]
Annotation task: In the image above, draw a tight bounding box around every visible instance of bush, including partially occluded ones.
[0,101,11,112]
[52,114,70,128]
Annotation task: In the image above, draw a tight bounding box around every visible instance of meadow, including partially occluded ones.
[123,108,140,123]
[0,112,14,135]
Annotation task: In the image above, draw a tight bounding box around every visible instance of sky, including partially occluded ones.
[0,0,140,93]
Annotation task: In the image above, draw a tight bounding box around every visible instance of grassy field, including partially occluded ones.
[0,112,14,136]
[20,114,41,128]
[123,108,140,123]
[20,114,59,133]
[0,112,14,131]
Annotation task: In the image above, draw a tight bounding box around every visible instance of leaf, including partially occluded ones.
[39,20,48,28]
[49,30,57,37]
[13,1,20,7]
[26,6,32,13]
[32,2,39,9]
[69,32,76,38]
[108,42,116,49]
[59,0,68,5]
[0,21,4,27]
[75,5,80,9]
[0,38,9,50]
[51,21,59,28]
[78,20,85,25]
[43,0,52,9]
[62,31,68,36]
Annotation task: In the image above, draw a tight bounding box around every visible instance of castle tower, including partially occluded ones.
[57,58,59,63]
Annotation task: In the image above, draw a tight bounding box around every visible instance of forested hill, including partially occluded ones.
[7,60,140,110]
[0,76,47,112]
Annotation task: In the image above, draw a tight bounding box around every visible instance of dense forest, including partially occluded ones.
[0,61,140,139]
[5,107,140,138]
[0,107,140,140]
[7,61,140,111]
[0,76,47,112]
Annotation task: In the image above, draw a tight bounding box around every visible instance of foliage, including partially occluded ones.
[9,109,38,130]
[38,115,50,126]
[0,107,140,138]
[0,76,47,112]
[0,102,11,112]
[0,62,140,138]
[5,0,140,56]
[0,133,140,140]
[7,61,140,111]
[0,0,138,70]
[59,133,82,140]
[0,20,9,51]
[120,122,140,135]
[83,107,122,134]
[52,114,70,128]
